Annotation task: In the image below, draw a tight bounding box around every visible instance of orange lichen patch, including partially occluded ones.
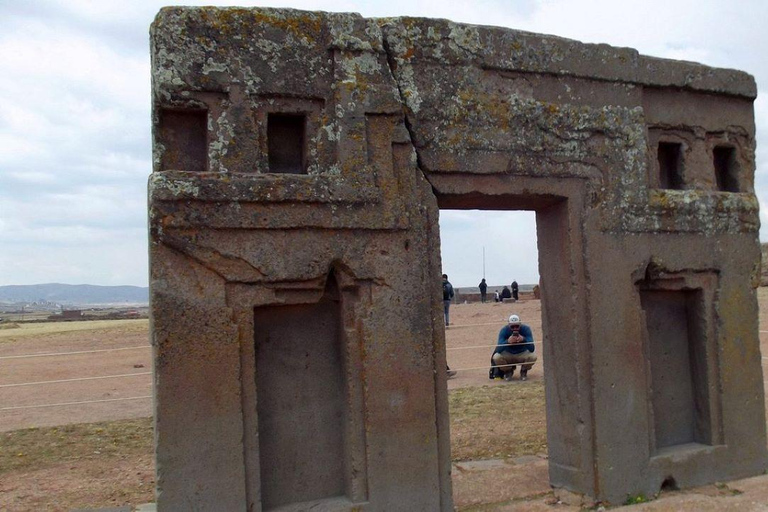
[341,69,373,94]
[648,189,674,209]
[196,7,324,42]
[356,74,370,93]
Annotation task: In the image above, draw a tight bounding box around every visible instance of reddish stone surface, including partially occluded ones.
[150,7,766,510]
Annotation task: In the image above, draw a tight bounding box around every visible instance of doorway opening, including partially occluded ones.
[430,181,588,506]
[439,208,550,507]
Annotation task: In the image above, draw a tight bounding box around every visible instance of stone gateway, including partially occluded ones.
[149,7,767,510]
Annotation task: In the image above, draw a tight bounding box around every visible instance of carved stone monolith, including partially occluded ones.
[150,7,767,509]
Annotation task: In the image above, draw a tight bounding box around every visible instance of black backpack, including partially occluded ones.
[442,281,453,300]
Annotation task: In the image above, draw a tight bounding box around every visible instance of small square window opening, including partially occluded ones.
[268,114,307,174]
[657,142,684,190]
[713,146,739,192]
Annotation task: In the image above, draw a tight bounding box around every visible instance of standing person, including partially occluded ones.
[511,280,519,301]
[492,314,537,381]
[442,274,454,326]
[478,278,488,303]
[494,290,500,302]
[443,274,458,378]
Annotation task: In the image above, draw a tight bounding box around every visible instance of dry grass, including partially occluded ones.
[0,318,148,342]
[449,381,547,461]
[1,311,52,323]
[0,384,546,509]
[0,418,154,512]
[1,418,152,475]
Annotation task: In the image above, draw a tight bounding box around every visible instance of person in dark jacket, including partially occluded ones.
[511,280,519,301]
[500,286,512,300]
[442,274,454,326]
[478,278,488,303]
[443,274,458,379]
[492,314,537,381]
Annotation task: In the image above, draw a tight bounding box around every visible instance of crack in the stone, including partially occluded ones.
[380,28,439,195]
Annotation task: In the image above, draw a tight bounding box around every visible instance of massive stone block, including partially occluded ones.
[149,7,767,509]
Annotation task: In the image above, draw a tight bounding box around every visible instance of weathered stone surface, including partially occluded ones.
[149,7,766,510]
[452,457,551,508]
[553,487,590,507]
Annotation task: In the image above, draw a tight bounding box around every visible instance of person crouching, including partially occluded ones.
[492,314,537,381]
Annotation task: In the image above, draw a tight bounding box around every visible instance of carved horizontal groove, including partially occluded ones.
[149,172,381,204]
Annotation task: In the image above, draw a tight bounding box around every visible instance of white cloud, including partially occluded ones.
[440,210,539,288]
[0,233,148,286]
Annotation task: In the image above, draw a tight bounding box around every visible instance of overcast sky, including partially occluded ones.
[1,0,766,288]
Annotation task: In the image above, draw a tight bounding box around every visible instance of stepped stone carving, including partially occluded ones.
[150,7,766,509]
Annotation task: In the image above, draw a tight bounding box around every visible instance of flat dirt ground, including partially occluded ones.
[446,299,545,389]
[2,291,768,510]
[0,302,540,433]
[0,320,152,432]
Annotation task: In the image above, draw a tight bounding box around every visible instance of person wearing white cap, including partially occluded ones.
[491,314,537,381]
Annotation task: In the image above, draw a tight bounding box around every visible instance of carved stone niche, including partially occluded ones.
[157,106,208,173]
[636,267,723,456]
[155,92,229,173]
[226,265,369,511]
[253,97,326,175]
[706,133,749,194]
[647,129,691,191]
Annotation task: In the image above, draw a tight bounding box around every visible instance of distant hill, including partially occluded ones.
[0,283,149,305]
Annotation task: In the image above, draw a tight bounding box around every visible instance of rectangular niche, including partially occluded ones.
[267,113,307,174]
[158,108,208,172]
[657,141,684,189]
[639,274,723,454]
[253,282,347,510]
[713,145,739,192]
